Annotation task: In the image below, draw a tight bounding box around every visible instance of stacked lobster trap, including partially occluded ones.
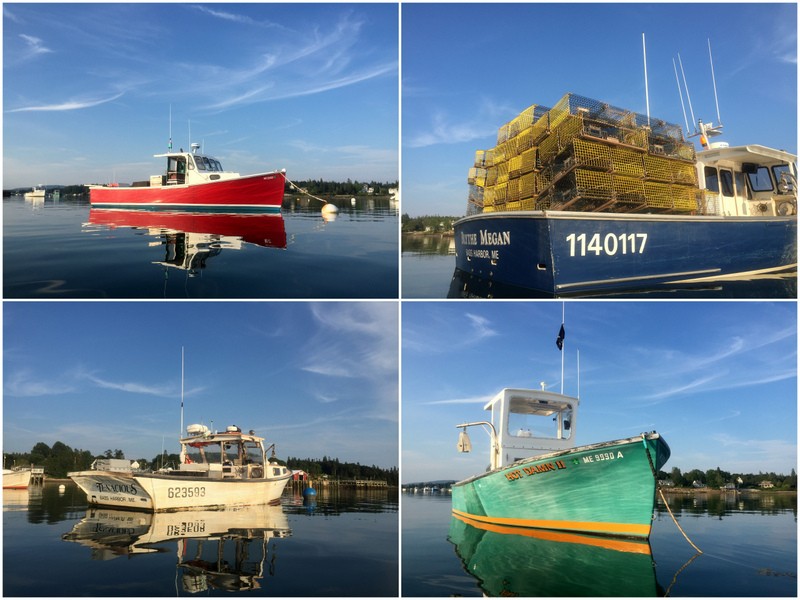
[466,93,701,215]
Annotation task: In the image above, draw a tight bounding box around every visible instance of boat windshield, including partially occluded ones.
[193,155,224,172]
[183,439,263,466]
[507,404,573,441]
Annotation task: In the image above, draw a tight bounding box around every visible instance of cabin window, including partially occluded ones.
[194,156,206,171]
[704,166,719,192]
[719,169,734,197]
[734,171,749,199]
[746,166,774,192]
[773,164,795,195]
[507,409,572,440]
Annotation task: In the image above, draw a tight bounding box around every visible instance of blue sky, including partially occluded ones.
[3,3,398,188]
[3,302,398,468]
[402,3,798,216]
[402,301,797,483]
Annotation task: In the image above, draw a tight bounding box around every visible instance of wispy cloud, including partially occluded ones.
[405,111,494,148]
[4,370,75,397]
[191,5,291,32]
[7,92,124,113]
[80,372,175,396]
[465,313,498,340]
[19,34,52,58]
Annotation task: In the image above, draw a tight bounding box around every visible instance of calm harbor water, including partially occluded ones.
[4,196,398,299]
[3,483,398,596]
[402,492,797,597]
[401,234,798,299]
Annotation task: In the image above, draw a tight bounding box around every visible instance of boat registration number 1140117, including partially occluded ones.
[565,233,648,257]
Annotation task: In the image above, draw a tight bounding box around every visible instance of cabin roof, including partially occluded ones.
[698,144,797,165]
[180,431,264,445]
[484,387,579,414]
[153,151,218,160]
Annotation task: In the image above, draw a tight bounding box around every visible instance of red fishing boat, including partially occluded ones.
[89,143,286,210]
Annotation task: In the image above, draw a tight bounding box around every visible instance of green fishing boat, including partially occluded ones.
[453,387,670,538]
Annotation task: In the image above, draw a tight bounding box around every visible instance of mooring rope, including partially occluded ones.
[658,487,703,554]
[641,434,702,554]
[284,176,330,205]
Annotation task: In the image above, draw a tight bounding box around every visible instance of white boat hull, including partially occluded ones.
[2,469,32,489]
[70,471,153,509]
[69,470,292,512]
[136,473,291,511]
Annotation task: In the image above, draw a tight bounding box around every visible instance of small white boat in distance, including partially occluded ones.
[23,186,45,200]
[69,424,292,511]
[2,468,32,489]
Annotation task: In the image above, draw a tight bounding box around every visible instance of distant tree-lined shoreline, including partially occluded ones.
[4,441,398,485]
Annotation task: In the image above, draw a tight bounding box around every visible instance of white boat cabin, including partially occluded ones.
[150,144,241,187]
[176,424,285,481]
[457,387,579,470]
[697,143,797,217]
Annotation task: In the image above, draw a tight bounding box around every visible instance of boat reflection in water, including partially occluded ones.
[86,208,287,275]
[448,512,660,596]
[62,504,291,593]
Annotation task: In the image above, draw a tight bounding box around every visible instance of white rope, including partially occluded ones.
[284,176,329,205]
[659,487,703,554]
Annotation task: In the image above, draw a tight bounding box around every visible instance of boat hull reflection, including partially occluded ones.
[448,512,659,596]
[63,504,291,592]
[87,208,287,274]
[88,208,287,249]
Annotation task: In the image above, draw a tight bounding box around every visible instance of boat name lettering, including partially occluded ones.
[167,521,207,537]
[505,460,567,482]
[95,481,138,496]
[167,486,206,499]
[459,230,511,247]
[480,230,511,246]
[582,451,624,464]
[565,233,648,257]
[460,232,478,245]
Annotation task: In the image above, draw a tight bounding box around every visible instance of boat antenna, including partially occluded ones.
[180,347,185,439]
[708,38,723,127]
[577,349,580,399]
[642,33,651,128]
[168,104,173,151]
[673,58,691,133]
[677,53,697,133]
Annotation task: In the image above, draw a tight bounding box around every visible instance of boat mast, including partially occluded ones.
[180,347,185,438]
[560,302,565,394]
[642,33,651,128]
[708,38,723,128]
[169,104,173,151]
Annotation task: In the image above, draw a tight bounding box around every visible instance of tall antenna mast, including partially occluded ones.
[642,33,651,127]
[673,58,690,133]
[708,38,722,126]
[168,104,173,151]
[677,54,697,132]
[180,347,185,439]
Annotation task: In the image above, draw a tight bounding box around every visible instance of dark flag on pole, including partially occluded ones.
[556,324,565,351]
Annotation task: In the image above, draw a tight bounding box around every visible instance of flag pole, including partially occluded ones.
[560,302,565,394]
